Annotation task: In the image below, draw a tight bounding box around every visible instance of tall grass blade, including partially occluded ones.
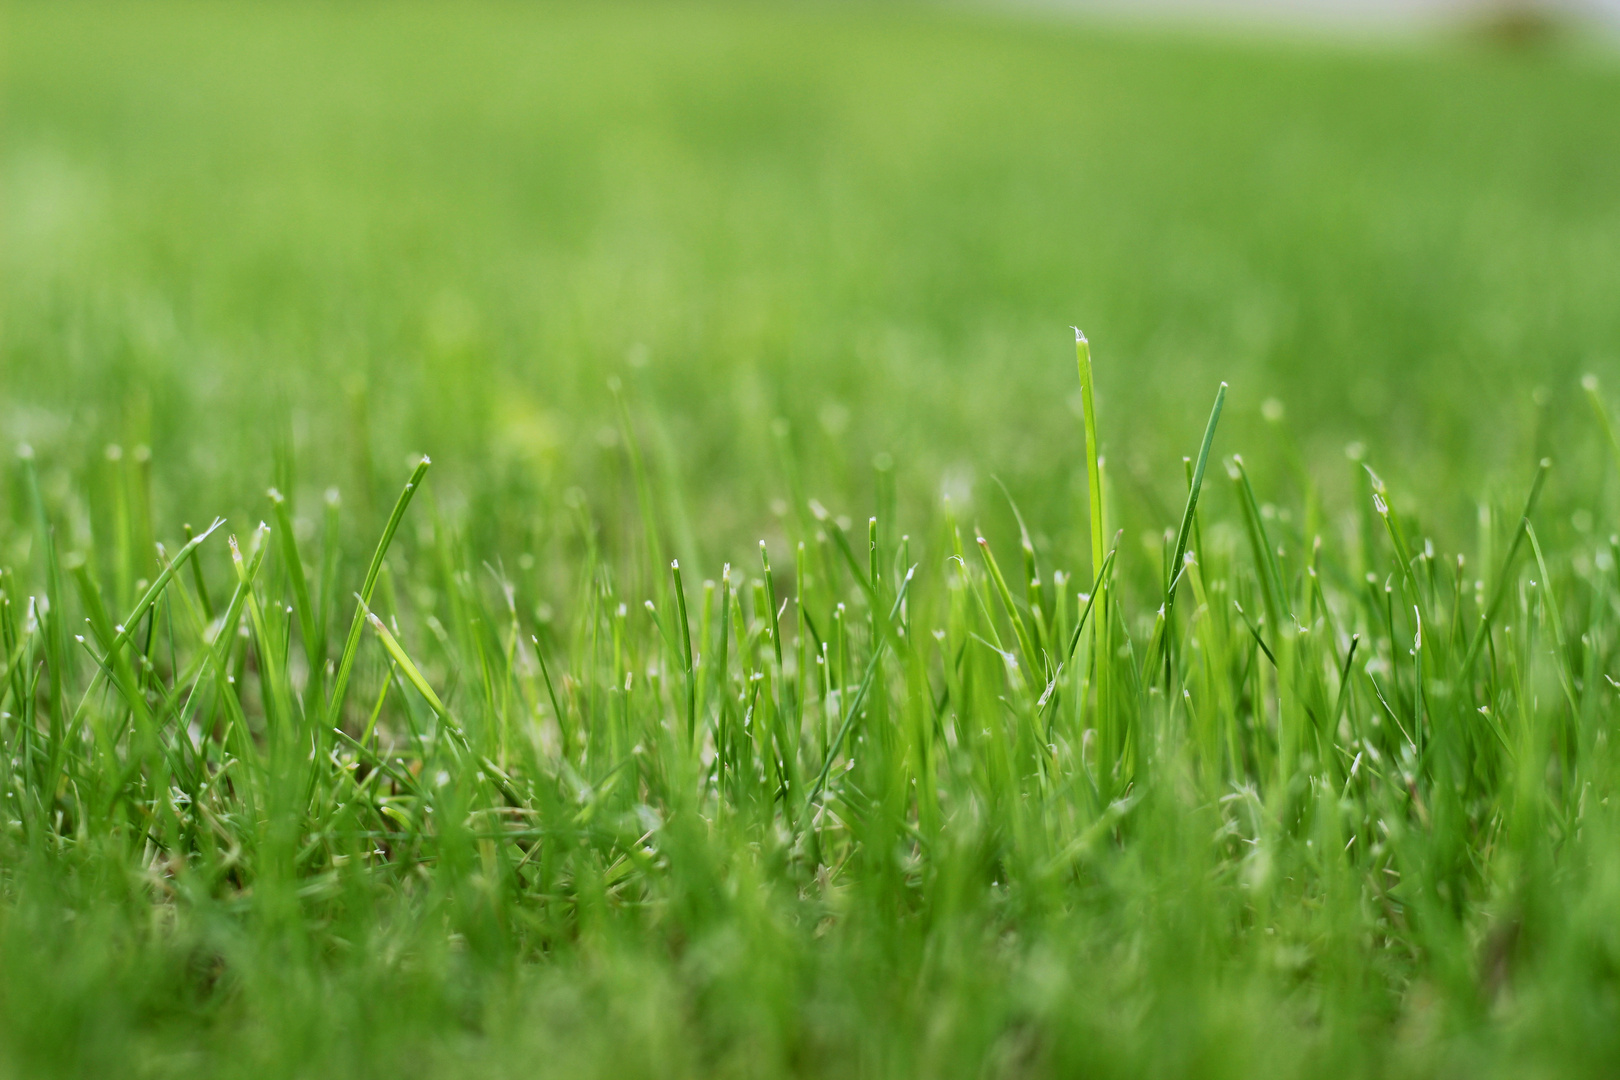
[327,457,431,727]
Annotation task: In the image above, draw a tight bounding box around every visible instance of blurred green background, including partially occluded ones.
[4,1,1619,566]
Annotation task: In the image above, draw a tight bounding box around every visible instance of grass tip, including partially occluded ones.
[1071,326,1086,344]
[1583,373,1600,392]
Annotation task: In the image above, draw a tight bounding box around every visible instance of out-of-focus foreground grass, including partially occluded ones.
[5,4,1620,1079]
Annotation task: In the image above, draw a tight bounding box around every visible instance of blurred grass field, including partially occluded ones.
[7,2,1619,545]
[5,3,1620,1078]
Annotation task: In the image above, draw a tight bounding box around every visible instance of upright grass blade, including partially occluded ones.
[327,457,431,728]
[1146,382,1226,685]
[1582,374,1620,475]
[531,633,570,757]
[1074,328,1105,581]
[759,540,800,809]
[802,567,915,817]
[1074,326,1122,789]
[196,522,270,754]
[1366,465,1427,619]
[868,516,881,595]
[1064,548,1117,664]
[809,502,911,659]
[795,540,809,743]
[181,522,216,623]
[1165,382,1227,622]
[712,564,732,730]
[318,488,342,648]
[21,445,75,752]
[1461,458,1550,673]
[231,526,297,736]
[1524,522,1579,717]
[270,488,324,704]
[977,535,1040,680]
[71,559,117,651]
[1228,455,1290,634]
[1037,545,1118,729]
[761,541,785,675]
[671,559,696,745]
[992,476,1045,650]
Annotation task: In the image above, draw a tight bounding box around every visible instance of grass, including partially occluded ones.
[4,2,1620,1076]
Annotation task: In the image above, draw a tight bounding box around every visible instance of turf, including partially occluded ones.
[3,2,1620,1077]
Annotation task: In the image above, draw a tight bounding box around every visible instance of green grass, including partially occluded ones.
[4,2,1620,1076]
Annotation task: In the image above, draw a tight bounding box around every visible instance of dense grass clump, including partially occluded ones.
[5,348,1620,1077]
[5,2,1620,1077]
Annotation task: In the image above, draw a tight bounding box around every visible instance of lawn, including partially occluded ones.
[3,2,1620,1076]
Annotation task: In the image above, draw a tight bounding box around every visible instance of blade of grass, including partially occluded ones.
[1228,455,1290,632]
[802,566,915,815]
[671,559,696,745]
[1461,458,1550,673]
[977,534,1040,680]
[269,488,323,702]
[327,457,431,728]
[1165,382,1226,623]
[1074,328,1106,581]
